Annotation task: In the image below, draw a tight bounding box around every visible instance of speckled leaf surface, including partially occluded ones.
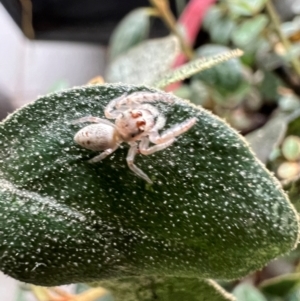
[0,84,298,286]
[105,36,179,85]
[96,277,236,301]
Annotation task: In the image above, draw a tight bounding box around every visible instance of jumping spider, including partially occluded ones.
[73,92,197,184]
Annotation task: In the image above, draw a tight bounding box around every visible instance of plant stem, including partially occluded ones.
[265,0,300,76]
[145,7,161,17]
[154,48,243,88]
[19,0,35,39]
[149,0,194,59]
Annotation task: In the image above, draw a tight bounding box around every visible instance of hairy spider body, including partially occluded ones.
[73,92,197,184]
[74,123,120,151]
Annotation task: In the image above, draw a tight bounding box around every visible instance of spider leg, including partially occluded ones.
[149,117,197,144]
[105,92,175,119]
[88,144,119,163]
[139,137,175,155]
[71,116,115,127]
[116,92,175,108]
[114,101,158,112]
[125,103,160,116]
[126,143,152,184]
[151,115,166,132]
[105,93,128,119]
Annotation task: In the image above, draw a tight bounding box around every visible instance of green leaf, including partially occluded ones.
[258,71,281,101]
[231,15,269,49]
[189,80,210,106]
[203,6,224,31]
[108,8,151,62]
[105,35,180,85]
[246,114,287,164]
[233,283,267,301]
[173,84,193,100]
[209,80,250,106]
[193,45,245,95]
[97,277,236,301]
[203,7,236,45]
[0,84,298,286]
[210,17,236,45]
[259,273,300,297]
[174,82,210,107]
[287,287,300,301]
[226,0,267,17]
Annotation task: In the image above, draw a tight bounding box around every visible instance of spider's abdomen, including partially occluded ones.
[74,124,119,151]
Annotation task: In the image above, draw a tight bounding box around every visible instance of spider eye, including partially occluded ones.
[131,110,142,118]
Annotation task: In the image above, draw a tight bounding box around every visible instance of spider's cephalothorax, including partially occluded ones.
[114,108,155,141]
[73,92,197,184]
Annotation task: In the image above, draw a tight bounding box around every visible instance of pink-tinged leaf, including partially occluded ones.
[169,0,216,91]
[179,0,216,45]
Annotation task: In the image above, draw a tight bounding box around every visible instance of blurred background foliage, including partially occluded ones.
[7,0,300,300]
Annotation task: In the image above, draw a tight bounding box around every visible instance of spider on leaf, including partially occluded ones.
[73,92,197,184]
